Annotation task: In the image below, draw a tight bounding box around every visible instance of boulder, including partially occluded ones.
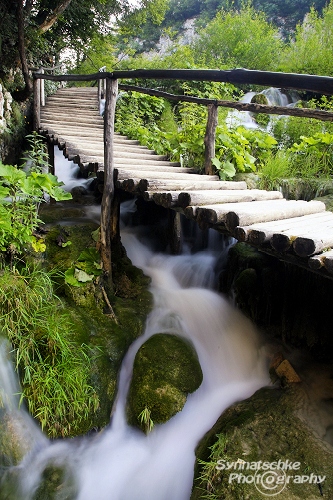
[127,334,203,432]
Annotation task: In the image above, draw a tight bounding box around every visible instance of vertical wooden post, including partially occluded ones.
[40,68,45,107]
[98,78,102,106]
[33,75,41,131]
[204,103,218,175]
[48,141,55,175]
[100,77,118,287]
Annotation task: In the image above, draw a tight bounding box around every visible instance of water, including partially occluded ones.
[226,87,300,130]
[0,161,270,499]
[54,147,93,192]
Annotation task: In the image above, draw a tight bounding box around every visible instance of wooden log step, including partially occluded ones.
[43,100,97,108]
[235,211,333,244]
[48,130,140,145]
[40,115,103,125]
[270,212,333,253]
[64,145,171,162]
[137,179,247,192]
[177,189,283,208]
[195,199,325,231]
[292,229,333,257]
[115,170,216,181]
[58,138,149,153]
[308,249,333,271]
[87,155,181,167]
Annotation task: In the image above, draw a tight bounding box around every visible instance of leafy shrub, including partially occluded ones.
[0,133,71,262]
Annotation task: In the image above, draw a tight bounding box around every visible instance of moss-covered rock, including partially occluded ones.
[192,384,333,499]
[251,94,269,105]
[127,334,203,432]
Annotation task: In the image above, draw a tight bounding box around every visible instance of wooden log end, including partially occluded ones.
[178,192,191,209]
[138,179,149,192]
[233,227,247,242]
[196,208,218,226]
[271,233,292,253]
[293,237,316,258]
[248,230,267,246]
[224,211,240,231]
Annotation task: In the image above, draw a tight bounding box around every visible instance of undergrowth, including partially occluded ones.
[0,264,99,437]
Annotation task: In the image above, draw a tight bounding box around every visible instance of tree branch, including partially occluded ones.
[39,0,73,34]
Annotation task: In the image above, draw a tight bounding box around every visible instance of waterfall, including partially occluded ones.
[0,165,270,499]
[226,87,300,130]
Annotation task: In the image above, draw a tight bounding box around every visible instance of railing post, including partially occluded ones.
[204,103,218,175]
[33,73,41,131]
[40,68,45,106]
[100,77,118,287]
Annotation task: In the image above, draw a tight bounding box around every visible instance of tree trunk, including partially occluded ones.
[16,0,32,96]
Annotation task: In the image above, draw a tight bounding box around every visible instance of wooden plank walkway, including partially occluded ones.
[39,87,333,278]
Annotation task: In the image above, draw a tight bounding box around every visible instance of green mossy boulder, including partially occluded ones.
[250,93,269,105]
[192,384,333,499]
[127,334,203,432]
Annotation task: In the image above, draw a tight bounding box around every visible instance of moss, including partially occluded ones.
[39,219,153,433]
[192,385,333,499]
[251,94,269,105]
[33,465,78,500]
[127,334,203,432]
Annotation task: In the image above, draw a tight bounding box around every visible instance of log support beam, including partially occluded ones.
[168,210,182,255]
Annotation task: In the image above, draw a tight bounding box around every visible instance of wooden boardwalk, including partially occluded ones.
[39,87,333,277]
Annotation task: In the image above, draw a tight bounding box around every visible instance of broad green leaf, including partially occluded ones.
[0,186,10,198]
[74,268,94,283]
[0,163,26,183]
[65,268,83,287]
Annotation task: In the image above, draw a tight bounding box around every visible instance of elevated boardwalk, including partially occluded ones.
[39,87,333,278]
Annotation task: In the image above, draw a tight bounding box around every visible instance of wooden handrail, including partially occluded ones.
[32,68,333,95]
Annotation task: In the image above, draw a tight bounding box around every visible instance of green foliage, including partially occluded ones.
[0,265,99,437]
[289,132,333,178]
[193,4,284,70]
[257,150,291,190]
[138,407,154,434]
[213,126,277,179]
[0,133,71,259]
[281,1,333,75]
[65,248,103,287]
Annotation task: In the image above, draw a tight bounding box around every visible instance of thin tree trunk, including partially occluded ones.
[16,0,32,95]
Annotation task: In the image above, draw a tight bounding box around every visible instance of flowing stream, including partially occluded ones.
[0,154,270,499]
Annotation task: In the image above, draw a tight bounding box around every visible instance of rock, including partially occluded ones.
[275,359,301,384]
[71,185,88,203]
[127,334,203,432]
[192,384,333,499]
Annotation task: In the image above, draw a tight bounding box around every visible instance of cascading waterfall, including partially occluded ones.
[226,87,300,130]
[0,153,270,499]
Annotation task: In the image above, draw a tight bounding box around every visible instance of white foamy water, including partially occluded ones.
[54,147,93,191]
[0,199,269,499]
